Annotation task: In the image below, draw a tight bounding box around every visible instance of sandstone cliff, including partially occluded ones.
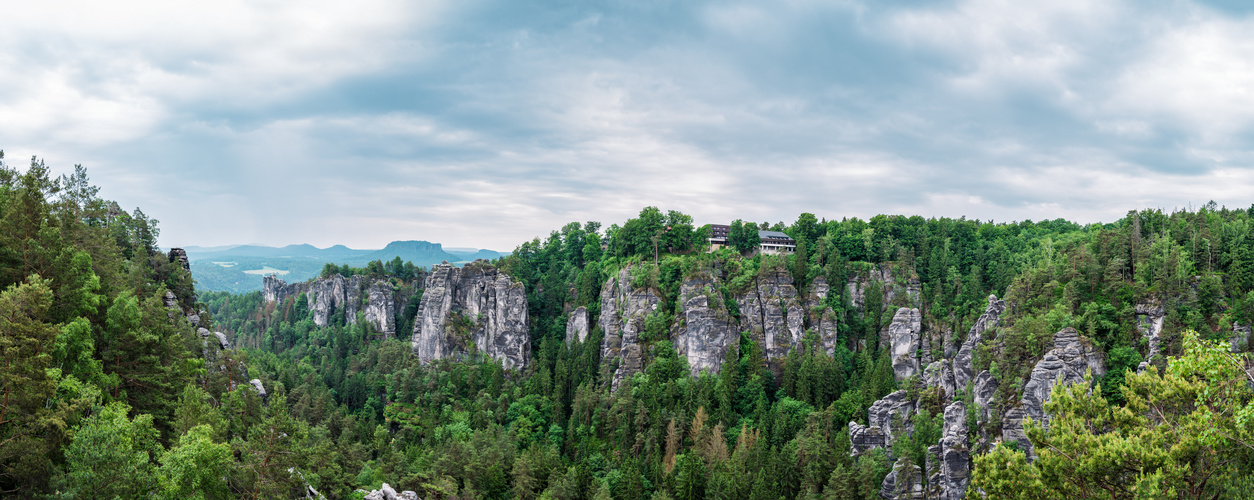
[599,266,661,390]
[674,271,736,377]
[411,262,529,370]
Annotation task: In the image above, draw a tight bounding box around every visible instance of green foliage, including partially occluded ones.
[56,401,162,499]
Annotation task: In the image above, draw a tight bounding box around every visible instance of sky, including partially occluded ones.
[4,0,1254,251]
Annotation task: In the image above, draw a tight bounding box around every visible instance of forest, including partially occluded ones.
[4,152,1254,499]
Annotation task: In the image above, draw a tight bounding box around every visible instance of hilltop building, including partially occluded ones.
[708,224,796,254]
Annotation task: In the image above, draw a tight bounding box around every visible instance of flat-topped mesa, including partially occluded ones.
[412,261,529,370]
[600,266,661,391]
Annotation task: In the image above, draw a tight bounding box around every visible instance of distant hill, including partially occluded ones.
[183,240,504,292]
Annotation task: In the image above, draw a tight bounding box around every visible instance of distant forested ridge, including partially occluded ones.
[6,151,1254,498]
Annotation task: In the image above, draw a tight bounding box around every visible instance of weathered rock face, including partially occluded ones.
[880,458,925,500]
[167,247,190,271]
[262,274,304,305]
[600,266,661,391]
[953,295,1006,392]
[886,308,922,381]
[412,262,529,370]
[1005,327,1106,456]
[306,274,356,327]
[846,265,921,311]
[362,280,396,339]
[849,421,887,457]
[923,360,956,402]
[736,267,804,364]
[675,273,737,377]
[565,306,589,345]
[868,390,916,446]
[1135,301,1165,369]
[1234,322,1251,353]
[935,401,970,500]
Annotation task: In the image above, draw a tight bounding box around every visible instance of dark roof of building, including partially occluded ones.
[758,230,794,240]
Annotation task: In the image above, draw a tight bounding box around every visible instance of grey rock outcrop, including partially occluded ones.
[1004,327,1105,456]
[935,401,970,500]
[880,458,925,499]
[846,265,921,311]
[736,267,804,364]
[249,379,267,399]
[362,280,396,339]
[1135,301,1165,370]
[305,274,358,327]
[362,483,416,500]
[886,308,922,381]
[675,273,737,376]
[600,266,661,390]
[923,360,956,401]
[213,331,230,350]
[167,247,190,271]
[1234,322,1251,353]
[868,390,916,445]
[412,262,530,370]
[565,306,589,345]
[953,295,1005,392]
[262,274,304,305]
[849,421,887,457]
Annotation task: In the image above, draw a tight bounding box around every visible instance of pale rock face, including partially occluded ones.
[307,274,350,327]
[599,266,661,391]
[213,331,230,350]
[735,267,804,365]
[849,421,887,457]
[923,360,956,401]
[1135,301,1166,370]
[886,308,922,381]
[953,295,1005,392]
[249,379,267,398]
[868,390,916,446]
[362,280,396,339]
[937,401,971,500]
[675,274,736,377]
[880,457,925,500]
[972,370,997,424]
[262,274,304,305]
[565,306,589,345]
[1006,327,1106,457]
[411,262,530,370]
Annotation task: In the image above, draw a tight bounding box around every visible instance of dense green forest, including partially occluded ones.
[6,152,1254,499]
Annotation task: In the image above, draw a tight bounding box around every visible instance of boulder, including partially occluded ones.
[412,262,530,370]
[849,421,887,457]
[249,379,267,399]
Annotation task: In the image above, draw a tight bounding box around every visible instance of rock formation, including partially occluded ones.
[167,247,189,271]
[1234,322,1251,353]
[362,280,396,339]
[1135,300,1165,371]
[735,266,804,364]
[846,264,921,310]
[953,295,1005,392]
[934,401,971,500]
[412,262,529,370]
[362,483,418,500]
[674,272,737,377]
[880,458,925,499]
[565,306,589,345]
[886,308,922,381]
[599,266,661,390]
[1003,327,1106,456]
[262,274,304,305]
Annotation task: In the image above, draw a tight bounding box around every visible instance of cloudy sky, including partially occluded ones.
[4,0,1254,251]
